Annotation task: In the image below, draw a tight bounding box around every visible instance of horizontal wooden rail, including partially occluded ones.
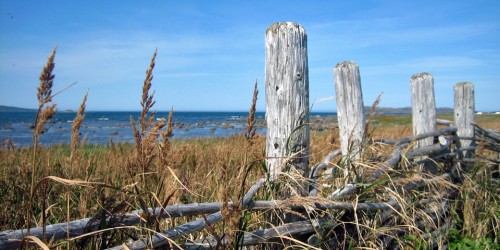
[182,217,337,249]
[374,126,458,146]
[106,178,267,250]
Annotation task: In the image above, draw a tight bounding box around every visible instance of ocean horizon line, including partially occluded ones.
[0,105,338,114]
[3,104,473,114]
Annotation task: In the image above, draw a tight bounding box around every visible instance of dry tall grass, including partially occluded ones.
[28,48,58,239]
[70,92,87,164]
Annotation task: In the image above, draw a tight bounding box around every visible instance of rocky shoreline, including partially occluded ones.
[169,115,339,134]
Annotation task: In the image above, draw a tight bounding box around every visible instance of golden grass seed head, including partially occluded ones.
[37,48,56,105]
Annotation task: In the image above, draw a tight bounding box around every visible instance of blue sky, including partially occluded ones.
[0,1,499,112]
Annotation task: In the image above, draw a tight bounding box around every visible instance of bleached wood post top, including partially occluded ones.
[266,22,306,35]
[335,61,358,68]
[265,22,310,184]
[411,72,433,80]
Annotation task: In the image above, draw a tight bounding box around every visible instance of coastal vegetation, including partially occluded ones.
[0,48,499,249]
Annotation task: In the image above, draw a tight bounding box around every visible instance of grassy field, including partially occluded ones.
[372,113,500,127]
[1,115,499,249]
[1,48,498,249]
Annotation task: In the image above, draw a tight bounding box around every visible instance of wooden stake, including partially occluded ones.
[410,73,437,173]
[265,22,310,184]
[334,61,365,182]
[454,82,475,158]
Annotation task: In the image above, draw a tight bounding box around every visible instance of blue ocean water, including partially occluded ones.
[0,111,335,147]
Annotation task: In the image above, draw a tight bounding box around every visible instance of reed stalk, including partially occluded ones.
[245,80,258,148]
[29,48,58,235]
[130,49,163,174]
[33,48,57,145]
[70,92,87,164]
[159,106,174,165]
[128,49,170,234]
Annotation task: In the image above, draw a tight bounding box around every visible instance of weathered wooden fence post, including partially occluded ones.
[454,82,475,158]
[410,73,437,146]
[410,73,437,172]
[265,22,310,191]
[334,61,365,181]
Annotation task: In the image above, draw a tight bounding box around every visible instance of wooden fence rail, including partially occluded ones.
[1,22,499,249]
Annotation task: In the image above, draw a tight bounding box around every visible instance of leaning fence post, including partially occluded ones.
[410,73,437,172]
[334,61,365,182]
[454,82,475,158]
[265,22,310,190]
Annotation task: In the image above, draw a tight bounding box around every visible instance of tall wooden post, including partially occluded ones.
[410,73,437,173]
[334,61,365,182]
[265,22,310,187]
[410,73,437,147]
[454,82,475,158]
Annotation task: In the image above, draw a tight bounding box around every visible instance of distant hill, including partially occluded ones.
[0,105,36,112]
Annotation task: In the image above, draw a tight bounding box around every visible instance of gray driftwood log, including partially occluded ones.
[0,203,226,249]
[375,126,458,146]
[183,198,399,249]
[368,146,402,182]
[106,178,267,250]
[309,149,342,196]
[407,135,449,159]
[182,218,337,249]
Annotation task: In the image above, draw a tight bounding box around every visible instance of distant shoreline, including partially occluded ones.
[0,105,37,112]
[0,105,456,114]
